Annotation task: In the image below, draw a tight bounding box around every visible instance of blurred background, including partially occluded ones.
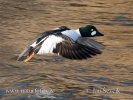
[0,0,133,100]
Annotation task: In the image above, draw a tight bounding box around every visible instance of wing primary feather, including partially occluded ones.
[72,45,85,59]
[83,45,102,55]
[63,44,74,59]
[76,45,88,59]
[87,47,102,54]
[60,44,69,58]
[71,49,78,59]
[80,48,92,58]
[72,50,82,59]
[66,43,75,59]
[84,47,97,55]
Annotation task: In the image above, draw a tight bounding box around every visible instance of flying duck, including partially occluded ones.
[17,25,104,62]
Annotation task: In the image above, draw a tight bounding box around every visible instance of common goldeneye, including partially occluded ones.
[17,25,104,62]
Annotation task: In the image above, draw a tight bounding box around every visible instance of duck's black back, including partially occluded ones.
[35,26,71,44]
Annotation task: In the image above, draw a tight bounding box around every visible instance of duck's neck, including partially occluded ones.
[75,29,81,36]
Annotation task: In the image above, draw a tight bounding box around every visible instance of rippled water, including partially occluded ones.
[0,0,133,100]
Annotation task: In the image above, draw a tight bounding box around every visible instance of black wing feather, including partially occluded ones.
[53,34,103,60]
[77,37,104,50]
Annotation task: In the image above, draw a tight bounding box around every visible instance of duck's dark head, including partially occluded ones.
[79,25,104,37]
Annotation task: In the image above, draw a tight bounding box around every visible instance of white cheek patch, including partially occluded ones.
[91,31,96,36]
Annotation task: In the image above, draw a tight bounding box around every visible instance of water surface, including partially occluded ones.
[0,0,133,100]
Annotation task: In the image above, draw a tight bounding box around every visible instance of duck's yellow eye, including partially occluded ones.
[91,29,94,31]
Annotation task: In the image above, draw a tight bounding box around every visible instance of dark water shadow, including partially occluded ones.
[69,3,88,7]
[126,44,133,48]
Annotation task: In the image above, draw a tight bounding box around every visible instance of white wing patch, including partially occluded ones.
[37,35,64,54]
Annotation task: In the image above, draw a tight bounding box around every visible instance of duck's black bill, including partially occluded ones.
[97,31,104,36]
[17,47,35,62]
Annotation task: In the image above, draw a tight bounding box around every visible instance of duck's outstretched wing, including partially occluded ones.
[52,34,102,60]
[17,26,70,61]
[77,37,105,50]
